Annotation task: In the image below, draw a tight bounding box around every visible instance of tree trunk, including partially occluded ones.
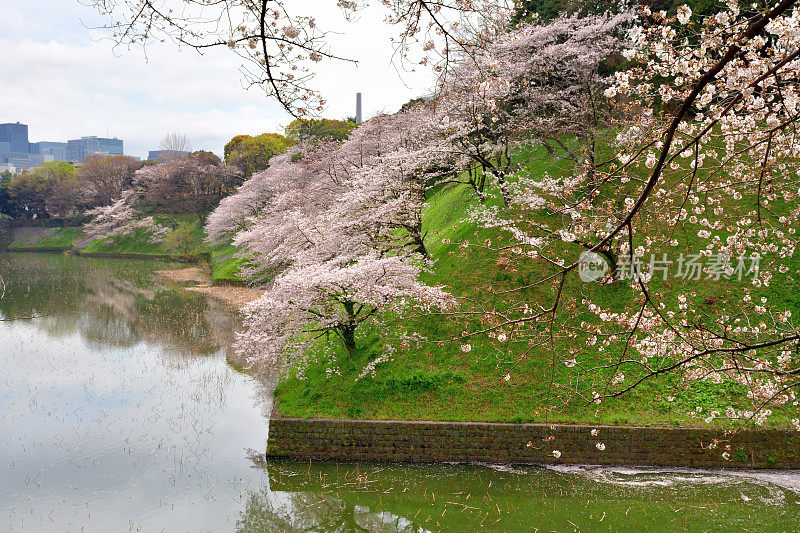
[341,325,357,355]
[413,232,428,258]
[340,300,358,355]
[497,174,511,206]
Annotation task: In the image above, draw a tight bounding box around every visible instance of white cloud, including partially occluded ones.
[0,0,434,159]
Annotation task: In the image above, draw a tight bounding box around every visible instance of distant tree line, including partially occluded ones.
[0,157,139,220]
[1,119,356,225]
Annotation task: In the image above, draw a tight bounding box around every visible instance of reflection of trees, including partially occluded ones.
[238,454,425,533]
[0,253,236,356]
[238,457,800,532]
[238,490,374,532]
[237,484,423,533]
[203,295,242,362]
[132,289,218,353]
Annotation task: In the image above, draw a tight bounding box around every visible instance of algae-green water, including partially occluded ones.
[1,253,799,531]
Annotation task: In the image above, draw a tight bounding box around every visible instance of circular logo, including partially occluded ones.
[578,251,611,283]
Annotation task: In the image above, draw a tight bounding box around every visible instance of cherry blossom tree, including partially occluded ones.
[429,12,631,204]
[238,255,453,372]
[321,106,450,258]
[84,190,168,241]
[235,160,453,369]
[205,149,301,245]
[580,0,800,425]
[228,142,345,283]
[457,0,800,428]
[135,153,240,222]
[211,106,443,264]
[210,115,456,370]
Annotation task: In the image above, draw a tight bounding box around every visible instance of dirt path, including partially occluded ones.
[185,285,263,308]
[157,267,263,308]
[157,267,210,284]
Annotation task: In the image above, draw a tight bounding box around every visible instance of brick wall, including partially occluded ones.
[267,409,800,469]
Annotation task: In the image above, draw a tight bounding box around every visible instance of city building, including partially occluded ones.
[0,122,40,170]
[148,149,189,161]
[32,141,68,162]
[1,121,127,170]
[67,136,124,163]
[0,122,29,153]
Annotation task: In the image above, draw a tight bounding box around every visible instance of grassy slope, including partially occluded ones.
[79,214,201,256]
[210,244,247,284]
[274,142,800,429]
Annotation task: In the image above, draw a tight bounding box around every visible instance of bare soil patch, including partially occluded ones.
[185,285,263,308]
[158,266,262,308]
[156,267,210,284]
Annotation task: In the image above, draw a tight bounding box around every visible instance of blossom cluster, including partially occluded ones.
[200,3,800,427]
[454,2,800,425]
[211,108,457,372]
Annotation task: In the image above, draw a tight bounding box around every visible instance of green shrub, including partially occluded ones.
[164,221,202,256]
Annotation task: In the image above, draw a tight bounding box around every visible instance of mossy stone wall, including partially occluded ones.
[267,410,800,469]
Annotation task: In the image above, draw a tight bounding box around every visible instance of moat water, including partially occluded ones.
[1,253,799,531]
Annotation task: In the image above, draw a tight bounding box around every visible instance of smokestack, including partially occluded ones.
[356,92,363,124]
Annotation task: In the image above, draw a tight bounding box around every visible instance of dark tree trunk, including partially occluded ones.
[497,173,511,206]
[341,325,357,355]
[340,300,358,355]
[413,232,428,258]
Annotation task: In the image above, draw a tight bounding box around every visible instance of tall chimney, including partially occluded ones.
[356,92,363,124]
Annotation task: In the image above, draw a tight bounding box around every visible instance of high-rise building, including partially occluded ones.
[66,136,124,163]
[0,151,41,170]
[0,122,38,169]
[33,142,68,162]
[0,122,29,153]
[0,122,126,169]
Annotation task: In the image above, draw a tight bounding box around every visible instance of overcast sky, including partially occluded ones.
[0,1,434,159]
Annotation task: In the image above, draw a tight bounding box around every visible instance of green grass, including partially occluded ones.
[80,228,169,255]
[271,138,800,430]
[210,244,247,283]
[80,214,207,258]
[9,214,210,260]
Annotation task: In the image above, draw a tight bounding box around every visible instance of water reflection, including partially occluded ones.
[0,253,237,357]
[0,253,273,531]
[241,460,800,532]
[2,253,800,531]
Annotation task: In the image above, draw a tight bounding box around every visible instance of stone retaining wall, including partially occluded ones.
[0,218,11,250]
[76,251,209,262]
[9,217,87,228]
[6,249,210,262]
[267,408,800,469]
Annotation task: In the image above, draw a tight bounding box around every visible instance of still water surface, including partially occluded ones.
[1,253,800,531]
